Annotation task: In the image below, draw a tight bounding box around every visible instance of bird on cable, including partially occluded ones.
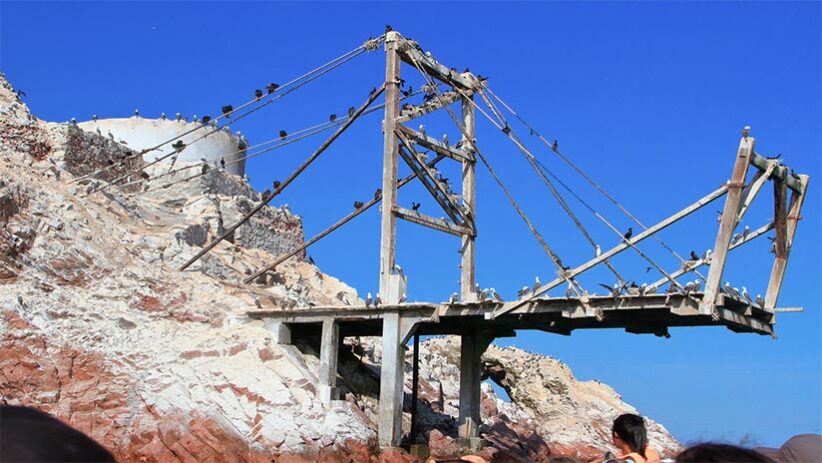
[172,140,186,152]
[365,292,373,308]
[741,286,752,305]
[267,83,279,94]
[374,188,382,200]
[385,25,392,33]
[623,227,633,240]
[201,115,211,125]
[411,202,421,212]
[273,180,281,189]
[532,276,541,293]
[254,89,263,100]
[353,200,364,209]
[221,105,233,118]
[401,86,412,98]
[133,109,140,118]
[502,124,511,135]
[176,113,183,122]
[279,130,287,140]
[329,114,337,122]
[755,294,765,307]
[220,158,226,169]
[262,189,271,199]
[348,106,355,118]
[369,87,377,96]
[551,140,559,152]
[689,250,699,261]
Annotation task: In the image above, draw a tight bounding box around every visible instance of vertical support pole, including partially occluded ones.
[458,332,493,446]
[318,318,339,405]
[410,333,420,443]
[700,133,755,314]
[379,31,401,303]
[764,175,809,309]
[460,91,477,302]
[378,312,405,447]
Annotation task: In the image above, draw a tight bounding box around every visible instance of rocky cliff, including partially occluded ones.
[0,73,679,462]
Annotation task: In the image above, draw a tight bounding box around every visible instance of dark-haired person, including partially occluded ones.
[595,413,661,463]
[676,443,774,462]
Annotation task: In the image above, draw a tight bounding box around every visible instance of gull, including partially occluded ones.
[133,109,140,118]
[702,249,712,261]
[722,282,739,298]
[755,294,765,307]
[741,225,751,240]
[374,295,382,308]
[532,276,541,293]
[595,244,601,257]
[627,281,640,296]
[400,293,407,303]
[741,286,752,305]
[599,282,624,298]
[517,286,530,298]
[742,126,751,139]
[448,292,458,304]
[442,134,449,147]
[645,285,657,295]
[92,114,98,121]
[565,283,574,299]
[192,115,198,123]
[365,292,373,308]
[490,288,504,302]
[393,264,404,276]
[176,113,182,122]
[160,113,167,120]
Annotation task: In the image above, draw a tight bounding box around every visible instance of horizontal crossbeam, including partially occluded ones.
[396,125,474,162]
[750,152,803,193]
[394,206,474,237]
[397,39,476,90]
[397,91,464,123]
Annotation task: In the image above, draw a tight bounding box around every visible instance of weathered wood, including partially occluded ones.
[180,84,385,271]
[410,333,420,443]
[764,175,809,309]
[699,135,755,314]
[379,32,401,304]
[396,124,474,162]
[243,155,446,284]
[750,152,803,193]
[318,318,339,405]
[397,39,476,90]
[393,206,473,237]
[736,161,776,221]
[397,91,464,123]
[493,184,730,319]
[460,93,477,302]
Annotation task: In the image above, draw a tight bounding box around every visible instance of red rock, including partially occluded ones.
[258,347,274,362]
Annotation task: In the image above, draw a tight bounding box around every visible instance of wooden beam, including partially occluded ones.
[379,32,401,304]
[394,206,473,237]
[243,155,446,284]
[736,160,777,221]
[396,124,474,162]
[764,175,809,309]
[700,135,755,314]
[397,39,475,90]
[750,152,803,193]
[460,94,477,302]
[493,184,730,319]
[397,91,463,123]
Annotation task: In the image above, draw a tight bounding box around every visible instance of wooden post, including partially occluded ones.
[318,318,339,405]
[700,133,755,314]
[379,31,401,303]
[460,91,477,302]
[410,333,420,443]
[458,333,493,446]
[764,175,809,309]
[378,312,405,447]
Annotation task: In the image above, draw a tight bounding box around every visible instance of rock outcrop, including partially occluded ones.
[0,72,679,462]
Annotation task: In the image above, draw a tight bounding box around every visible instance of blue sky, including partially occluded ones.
[2,1,819,449]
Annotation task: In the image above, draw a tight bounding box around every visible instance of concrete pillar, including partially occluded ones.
[318,318,339,405]
[378,312,405,447]
[458,333,493,445]
[264,320,291,345]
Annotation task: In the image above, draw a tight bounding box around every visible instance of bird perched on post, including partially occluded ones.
[254,89,263,100]
[221,105,233,118]
[353,200,364,209]
[623,227,633,240]
[279,130,287,140]
[742,126,751,139]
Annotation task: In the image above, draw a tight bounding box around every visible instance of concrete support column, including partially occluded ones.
[264,320,292,345]
[458,333,494,445]
[378,312,405,447]
[318,318,339,406]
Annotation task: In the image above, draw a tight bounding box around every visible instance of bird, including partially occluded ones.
[220,158,226,169]
[176,112,183,122]
[623,227,633,240]
[731,231,743,244]
[92,114,98,121]
[140,171,150,180]
[716,210,723,223]
[399,293,407,303]
[722,282,739,298]
[742,126,751,139]
[374,188,382,200]
[766,153,782,160]
[201,115,211,124]
[365,292,373,308]
[419,124,426,136]
[96,127,102,135]
[689,250,699,261]
[394,264,404,276]
[741,225,751,240]
[411,202,421,212]
[172,140,186,151]
[254,298,262,309]
[221,105,233,117]
[502,124,511,135]
[551,140,558,152]
[627,281,640,296]
[374,295,382,308]
[200,163,209,175]
[308,255,315,265]
[448,292,458,304]
[273,180,281,189]
[369,87,377,96]
[741,286,752,305]
[517,286,530,298]
[262,189,271,198]
[565,284,574,299]
[442,134,449,147]
[353,200,364,209]
[133,109,140,118]
[638,283,648,296]
[401,87,412,98]
[17,295,23,307]
[385,25,392,33]
[267,83,279,94]
[329,114,337,122]
[756,294,765,307]
[70,117,76,125]
[254,89,263,100]
[532,276,541,293]
[595,244,601,257]
[599,282,624,298]
[702,249,712,261]
[192,115,198,123]
[348,107,355,118]
[279,130,287,140]
[491,288,504,302]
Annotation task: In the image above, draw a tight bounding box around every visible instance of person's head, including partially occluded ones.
[676,443,774,462]
[612,413,647,456]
